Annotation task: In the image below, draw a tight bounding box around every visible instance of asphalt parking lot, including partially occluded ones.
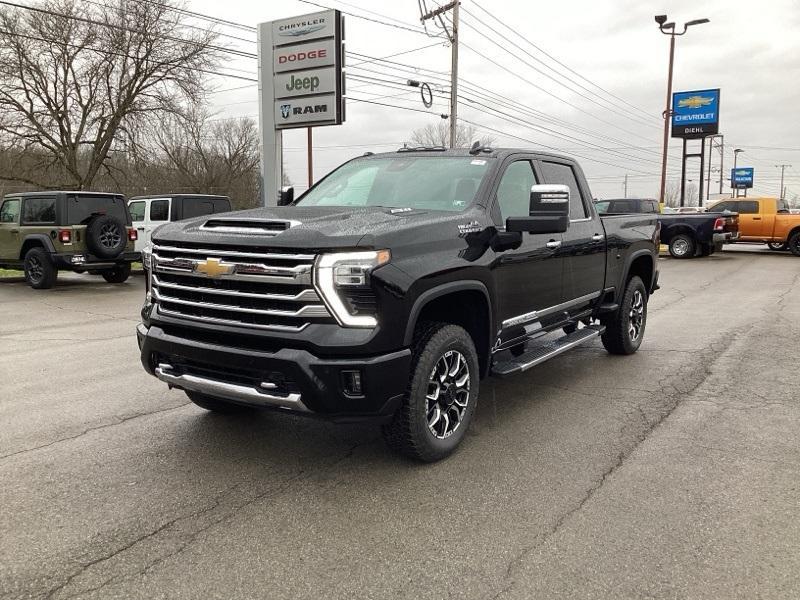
[1,245,799,600]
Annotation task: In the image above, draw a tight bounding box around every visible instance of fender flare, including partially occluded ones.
[19,233,56,259]
[621,249,656,297]
[403,280,493,347]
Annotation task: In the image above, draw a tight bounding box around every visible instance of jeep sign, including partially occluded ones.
[274,67,337,99]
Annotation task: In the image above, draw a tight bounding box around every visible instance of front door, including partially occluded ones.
[539,160,606,309]
[490,159,564,342]
[0,198,21,261]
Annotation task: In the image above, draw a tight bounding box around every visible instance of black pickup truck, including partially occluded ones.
[136,147,659,461]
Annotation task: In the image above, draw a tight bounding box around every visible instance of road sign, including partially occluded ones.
[731,167,754,189]
[671,89,720,139]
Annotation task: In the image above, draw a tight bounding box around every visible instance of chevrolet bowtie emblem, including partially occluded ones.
[194,258,234,278]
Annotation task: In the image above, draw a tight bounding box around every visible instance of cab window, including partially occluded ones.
[496,161,536,222]
[128,201,145,221]
[0,198,20,223]
[22,197,56,224]
[735,201,759,214]
[594,201,610,215]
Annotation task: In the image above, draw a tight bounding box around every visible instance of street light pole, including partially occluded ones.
[655,16,709,205]
[732,148,743,197]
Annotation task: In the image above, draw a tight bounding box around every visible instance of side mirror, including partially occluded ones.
[506,184,570,234]
[278,186,294,206]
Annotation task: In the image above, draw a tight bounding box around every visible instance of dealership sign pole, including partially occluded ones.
[671,88,720,207]
[258,10,344,205]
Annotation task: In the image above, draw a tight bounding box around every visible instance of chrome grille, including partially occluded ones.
[151,243,331,332]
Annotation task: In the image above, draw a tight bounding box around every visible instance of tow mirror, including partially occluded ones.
[278,186,294,206]
[506,184,570,234]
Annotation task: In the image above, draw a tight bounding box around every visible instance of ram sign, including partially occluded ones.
[671,89,720,139]
[731,167,755,189]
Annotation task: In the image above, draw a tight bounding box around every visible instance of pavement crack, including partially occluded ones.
[0,403,188,462]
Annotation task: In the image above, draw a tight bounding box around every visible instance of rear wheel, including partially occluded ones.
[186,391,252,414]
[23,247,57,289]
[788,231,800,257]
[767,242,788,251]
[699,243,714,257]
[101,263,131,283]
[601,276,647,355]
[668,234,695,259]
[382,323,479,462]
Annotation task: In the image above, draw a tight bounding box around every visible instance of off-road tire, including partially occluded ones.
[785,231,800,256]
[714,242,725,253]
[668,234,695,259]
[699,243,714,257]
[186,391,252,414]
[767,242,787,251]
[382,323,479,462]
[86,214,127,259]
[601,276,647,355]
[23,247,57,289]
[101,263,131,284]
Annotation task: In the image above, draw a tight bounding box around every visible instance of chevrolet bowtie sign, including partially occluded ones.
[259,10,345,131]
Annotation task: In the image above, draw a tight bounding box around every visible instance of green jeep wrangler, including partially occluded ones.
[0,191,139,289]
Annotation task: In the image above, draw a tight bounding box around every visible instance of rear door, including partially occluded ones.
[539,159,605,308]
[731,200,762,239]
[128,200,147,252]
[490,158,564,341]
[146,198,171,245]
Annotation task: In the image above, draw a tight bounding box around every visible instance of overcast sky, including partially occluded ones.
[189,0,800,201]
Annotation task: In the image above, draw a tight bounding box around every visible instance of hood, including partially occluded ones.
[152,205,469,250]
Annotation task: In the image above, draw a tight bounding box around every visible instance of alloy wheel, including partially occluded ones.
[28,255,43,282]
[99,223,121,249]
[426,350,470,439]
[672,238,689,256]
[628,290,645,341]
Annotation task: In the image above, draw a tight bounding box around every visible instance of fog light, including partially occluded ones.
[341,370,363,397]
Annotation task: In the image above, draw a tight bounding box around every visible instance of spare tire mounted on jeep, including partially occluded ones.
[86,214,126,259]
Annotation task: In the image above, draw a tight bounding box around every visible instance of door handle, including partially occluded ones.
[752,217,761,220]
[545,240,562,249]
[592,233,604,241]
[137,227,145,230]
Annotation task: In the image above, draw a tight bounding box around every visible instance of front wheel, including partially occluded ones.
[382,323,479,462]
[101,263,131,283]
[767,242,787,251]
[601,276,648,355]
[668,234,695,259]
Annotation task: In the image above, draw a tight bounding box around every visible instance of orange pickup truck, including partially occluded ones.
[707,197,800,256]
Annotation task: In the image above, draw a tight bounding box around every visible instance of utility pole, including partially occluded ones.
[775,164,792,199]
[623,174,628,198]
[420,1,459,148]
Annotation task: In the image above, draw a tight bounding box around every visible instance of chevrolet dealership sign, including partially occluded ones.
[265,10,344,130]
[671,88,720,139]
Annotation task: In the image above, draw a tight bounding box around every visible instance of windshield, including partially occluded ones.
[296,156,492,212]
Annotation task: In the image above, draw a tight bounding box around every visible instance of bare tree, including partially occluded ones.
[152,109,260,209]
[0,0,218,189]
[662,180,699,207]
[409,121,496,148]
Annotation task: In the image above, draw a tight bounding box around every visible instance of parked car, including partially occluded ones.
[128,194,231,253]
[594,198,660,215]
[706,197,800,255]
[136,147,659,461]
[0,191,139,288]
[659,211,739,258]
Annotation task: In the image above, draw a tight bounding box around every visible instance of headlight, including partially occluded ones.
[314,250,390,328]
[141,242,153,270]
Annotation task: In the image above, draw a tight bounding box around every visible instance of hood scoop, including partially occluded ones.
[200,219,299,236]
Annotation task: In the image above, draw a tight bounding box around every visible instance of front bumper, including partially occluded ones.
[137,322,411,422]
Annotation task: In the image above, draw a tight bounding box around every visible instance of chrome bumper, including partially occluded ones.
[154,363,310,412]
